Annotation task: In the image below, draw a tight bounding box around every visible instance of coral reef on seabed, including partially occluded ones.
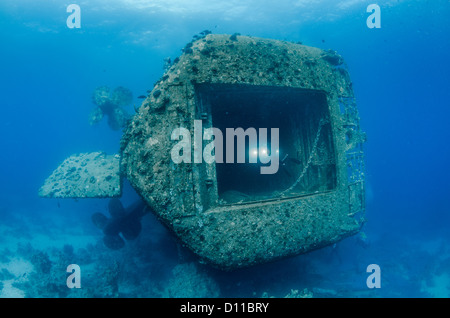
[0,211,220,298]
[161,262,220,298]
[2,242,219,298]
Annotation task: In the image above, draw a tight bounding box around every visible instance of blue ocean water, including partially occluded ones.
[0,0,449,298]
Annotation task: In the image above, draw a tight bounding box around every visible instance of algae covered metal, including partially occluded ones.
[120,34,366,270]
[39,152,121,198]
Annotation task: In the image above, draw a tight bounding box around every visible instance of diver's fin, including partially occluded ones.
[38,152,122,199]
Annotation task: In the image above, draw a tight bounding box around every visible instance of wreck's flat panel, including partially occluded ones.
[39,152,121,198]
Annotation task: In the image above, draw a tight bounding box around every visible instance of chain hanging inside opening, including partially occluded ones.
[280,117,330,196]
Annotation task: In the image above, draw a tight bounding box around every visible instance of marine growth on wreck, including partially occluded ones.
[41,34,366,270]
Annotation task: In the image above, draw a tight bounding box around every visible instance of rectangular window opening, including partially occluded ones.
[196,84,337,205]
